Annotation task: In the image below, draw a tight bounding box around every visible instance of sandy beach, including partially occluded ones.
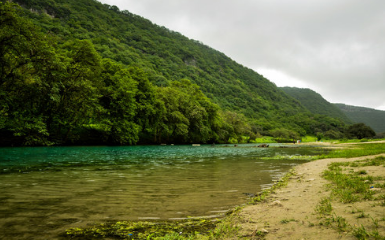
[235,150,385,239]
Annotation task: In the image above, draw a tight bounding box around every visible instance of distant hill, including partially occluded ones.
[280,87,352,123]
[334,104,385,134]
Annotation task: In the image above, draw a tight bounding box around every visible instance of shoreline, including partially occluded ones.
[40,141,385,239]
[234,152,385,239]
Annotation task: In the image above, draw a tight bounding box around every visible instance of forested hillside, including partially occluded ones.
[281,87,352,123]
[0,0,350,145]
[335,104,385,134]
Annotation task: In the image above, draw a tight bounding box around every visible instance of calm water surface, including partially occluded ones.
[0,144,325,239]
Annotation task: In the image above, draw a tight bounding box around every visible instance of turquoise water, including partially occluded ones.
[0,144,325,239]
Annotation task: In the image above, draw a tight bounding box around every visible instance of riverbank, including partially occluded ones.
[233,152,385,239]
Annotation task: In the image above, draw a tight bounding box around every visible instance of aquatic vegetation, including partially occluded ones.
[66,219,216,239]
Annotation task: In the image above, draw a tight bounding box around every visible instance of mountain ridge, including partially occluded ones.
[280,86,384,135]
[0,0,357,145]
[280,87,352,123]
[334,103,385,134]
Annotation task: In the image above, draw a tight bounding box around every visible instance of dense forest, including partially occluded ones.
[0,0,372,146]
[280,87,352,124]
[335,104,385,134]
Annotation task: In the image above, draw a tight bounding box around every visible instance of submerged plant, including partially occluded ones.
[66,219,217,239]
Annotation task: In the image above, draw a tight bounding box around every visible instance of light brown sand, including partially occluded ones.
[236,153,385,240]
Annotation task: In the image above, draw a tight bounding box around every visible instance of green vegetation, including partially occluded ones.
[346,123,376,139]
[301,136,318,142]
[315,197,333,216]
[66,219,217,240]
[281,87,385,139]
[281,87,352,124]
[0,0,362,146]
[335,103,385,134]
[280,218,297,224]
[315,156,385,239]
[313,143,385,159]
[323,163,376,203]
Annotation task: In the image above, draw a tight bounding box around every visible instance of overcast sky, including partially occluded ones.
[99,0,385,110]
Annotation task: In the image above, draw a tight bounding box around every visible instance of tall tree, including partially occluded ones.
[99,59,140,145]
[0,2,57,145]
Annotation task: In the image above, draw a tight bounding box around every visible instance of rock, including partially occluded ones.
[269,200,283,207]
[258,144,269,148]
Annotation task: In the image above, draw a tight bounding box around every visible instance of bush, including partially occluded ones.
[346,123,375,139]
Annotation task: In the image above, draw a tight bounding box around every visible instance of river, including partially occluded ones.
[0,144,327,239]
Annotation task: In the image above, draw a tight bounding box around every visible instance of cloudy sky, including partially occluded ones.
[99,0,385,110]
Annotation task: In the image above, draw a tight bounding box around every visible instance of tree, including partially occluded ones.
[346,123,375,139]
[50,39,102,143]
[99,59,140,144]
[0,2,57,145]
[154,79,221,144]
[270,128,299,142]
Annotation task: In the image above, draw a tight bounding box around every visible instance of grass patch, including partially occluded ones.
[301,136,318,143]
[280,218,297,224]
[322,162,375,203]
[315,197,333,215]
[250,136,277,143]
[313,143,385,160]
[316,155,385,239]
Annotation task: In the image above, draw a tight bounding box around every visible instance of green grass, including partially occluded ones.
[315,197,333,215]
[280,218,297,224]
[322,162,375,203]
[251,136,277,143]
[301,136,318,142]
[312,143,385,160]
[336,138,385,144]
[316,155,385,240]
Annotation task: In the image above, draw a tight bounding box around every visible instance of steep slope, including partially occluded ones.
[334,104,385,134]
[0,0,350,145]
[281,87,352,123]
[14,0,305,120]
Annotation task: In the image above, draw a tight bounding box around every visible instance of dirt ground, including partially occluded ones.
[236,151,385,240]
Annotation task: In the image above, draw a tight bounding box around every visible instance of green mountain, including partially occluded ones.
[0,0,349,145]
[334,104,385,134]
[13,0,304,118]
[280,87,352,123]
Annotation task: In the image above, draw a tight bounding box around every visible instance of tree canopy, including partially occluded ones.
[0,0,366,146]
